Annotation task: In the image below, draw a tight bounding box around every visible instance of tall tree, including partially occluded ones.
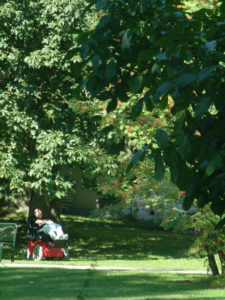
[0,0,99,217]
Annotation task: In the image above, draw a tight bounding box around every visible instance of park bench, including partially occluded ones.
[0,222,18,262]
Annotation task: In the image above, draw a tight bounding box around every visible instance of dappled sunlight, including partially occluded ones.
[10,215,205,271]
[0,268,224,300]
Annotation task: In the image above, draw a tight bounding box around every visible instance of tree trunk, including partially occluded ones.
[218,251,225,275]
[207,251,220,275]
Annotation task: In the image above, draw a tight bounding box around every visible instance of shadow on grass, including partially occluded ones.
[64,219,197,261]
[12,216,198,262]
[0,268,224,300]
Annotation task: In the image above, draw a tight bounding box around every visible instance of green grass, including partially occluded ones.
[0,268,224,300]
[1,215,224,299]
[1,215,210,271]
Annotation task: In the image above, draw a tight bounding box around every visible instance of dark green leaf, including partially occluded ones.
[143,92,154,111]
[122,31,132,49]
[198,66,216,82]
[155,129,168,150]
[154,150,165,181]
[107,99,117,113]
[131,100,143,118]
[177,136,191,160]
[130,75,143,94]
[183,195,194,211]
[203,40,217,52]
[215,217,225,229]
[206,154,223,176]
[194,97,211,118]
[175,73,197,87]
[80,45,90,60]
[105,60,116,80]
[91,55,101,70]
[132,150,145,165]
[156,52,167,61]
[153,81,172,103]
[159,95,168,110]
[138,50,154,62]
[97,14,111,29]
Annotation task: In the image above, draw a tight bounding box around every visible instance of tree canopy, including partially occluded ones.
[76,0,225,218]
[0,0,224,221]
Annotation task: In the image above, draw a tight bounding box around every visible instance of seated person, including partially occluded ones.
[31,208,68,240]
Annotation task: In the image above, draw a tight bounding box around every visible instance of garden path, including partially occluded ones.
[0,263,211,274]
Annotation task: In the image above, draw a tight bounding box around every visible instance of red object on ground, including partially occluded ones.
[27,240,63,258]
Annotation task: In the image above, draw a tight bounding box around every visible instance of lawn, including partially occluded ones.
[0,267,224,300]
[1,215,225,299]
[0,215,216,271]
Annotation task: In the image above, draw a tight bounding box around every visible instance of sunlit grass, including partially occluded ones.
[3,215,209,271]
[0,268,224,300]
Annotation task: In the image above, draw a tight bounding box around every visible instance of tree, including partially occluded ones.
[0,0,102,218]
[77,0,225,219]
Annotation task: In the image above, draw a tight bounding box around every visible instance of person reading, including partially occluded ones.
[31,208,68,240]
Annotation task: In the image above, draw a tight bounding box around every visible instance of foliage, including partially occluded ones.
[77,0,225,217]
[161,202,225,275]
[0,0,110,212]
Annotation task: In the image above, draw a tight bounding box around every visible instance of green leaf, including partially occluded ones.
[215,217,225,229]
[203,40,217,52]
[130,75,143,94]
[137,49,154,62]
[194,97,211,118]
[198,66,216,82]
[97,14,111,29]
[177,162,194,191]
[177,136,191,160]
[80,45,89,60]
[107,99,117,113]
[168,149,179,183]
[143,92,154,111]
[159,95,168,110]
[105,60,116,80]
[91,55,101,70]
[206,154,223,176]
[122,31,132,49]
[154,150,165,181]
[174,73,197,87]
[153,81,172,103]
[183,194,194,211]
[151,63,159,74]
[132,150,145,165]
[131,99,143,118]
[155,129,168,150]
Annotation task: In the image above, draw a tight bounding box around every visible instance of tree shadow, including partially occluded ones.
[12,217,197,262]
[0,268,224,300]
